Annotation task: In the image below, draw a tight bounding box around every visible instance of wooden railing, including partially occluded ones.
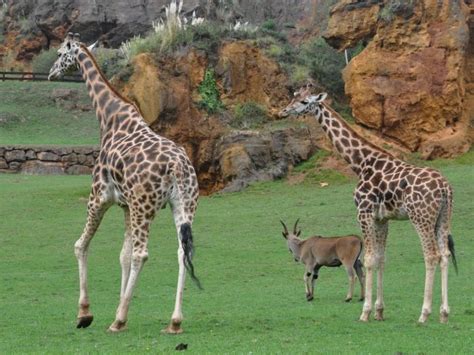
[0,71,84,82]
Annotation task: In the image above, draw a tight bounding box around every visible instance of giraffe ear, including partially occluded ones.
[314,93,328,102]
[87,41,99,52]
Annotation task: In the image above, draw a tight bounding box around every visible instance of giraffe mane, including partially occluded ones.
[321,102,397,159]
[79,44,144,117]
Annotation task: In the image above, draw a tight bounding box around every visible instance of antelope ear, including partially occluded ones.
[314,92,328,102]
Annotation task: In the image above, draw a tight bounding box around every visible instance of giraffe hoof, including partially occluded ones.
[359,312,370,322]
[162,320,183,334]
[107,320,127,333]
[77,315,94,328]
[440,311,449,324]
[162,325,183,334]
[345,297,352,302]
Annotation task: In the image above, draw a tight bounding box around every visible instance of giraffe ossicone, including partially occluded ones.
[49,32,201,333]
[280,87,457,324]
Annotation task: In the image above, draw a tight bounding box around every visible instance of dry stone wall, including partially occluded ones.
[0,145,99,174]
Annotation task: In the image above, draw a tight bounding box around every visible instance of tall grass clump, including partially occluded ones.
[119,0,207,61]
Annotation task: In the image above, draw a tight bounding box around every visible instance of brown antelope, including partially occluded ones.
[280,219,365,302]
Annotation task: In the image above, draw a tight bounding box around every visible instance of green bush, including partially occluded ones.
[31,48,57,73]
[231,101,268,129]
[198,69,224,114]
[301,37,346,97]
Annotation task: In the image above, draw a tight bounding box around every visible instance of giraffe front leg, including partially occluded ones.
[358,212,377,322]
[374,263,385,321]
[374,221,388,321]
[75,195,109,329]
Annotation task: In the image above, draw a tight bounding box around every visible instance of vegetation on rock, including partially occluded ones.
[198,69,224,114]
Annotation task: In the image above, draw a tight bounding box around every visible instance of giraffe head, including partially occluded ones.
[280,219,302,262]
[279,85,328,118]
[48,32,83,80]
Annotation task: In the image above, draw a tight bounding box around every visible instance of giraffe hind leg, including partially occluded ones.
[163,194,198,334]
[410,214,439,324]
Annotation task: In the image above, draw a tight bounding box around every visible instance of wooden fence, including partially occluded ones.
[0,71,83,82]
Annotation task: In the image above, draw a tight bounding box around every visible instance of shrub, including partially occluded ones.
[378,0,415,23]
[301,37,346,97]
[198,69,224,114]
[231,101,268,129]
[31,48,57,73]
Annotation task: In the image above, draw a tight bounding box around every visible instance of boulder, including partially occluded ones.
[37,151,61,161]
[66,165,92,175]
[5,150,26,162]
[325,0,473,157]
[21,160,65,174]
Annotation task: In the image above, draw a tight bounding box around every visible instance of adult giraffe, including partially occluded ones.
[279,86,457,323]
[49,32,200,333]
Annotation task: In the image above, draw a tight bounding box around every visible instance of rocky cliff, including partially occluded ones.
[1,0,319,61]
[116,43,322,194]
[325,0,473,158]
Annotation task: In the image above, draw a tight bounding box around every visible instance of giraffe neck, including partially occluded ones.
[314,104,396,177]
[76,45,144,144]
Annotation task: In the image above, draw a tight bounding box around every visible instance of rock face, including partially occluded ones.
[2,0,315,55]
[115,42,320,194]
[325,0,473,158]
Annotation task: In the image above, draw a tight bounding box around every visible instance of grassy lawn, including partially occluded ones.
[0,81,99,145]
[0,154,473,353]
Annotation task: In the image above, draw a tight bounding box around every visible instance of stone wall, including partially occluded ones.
[0,145,99,174]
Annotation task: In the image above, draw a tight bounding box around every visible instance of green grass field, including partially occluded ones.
[0,154,473,353]
[0,81,99,145]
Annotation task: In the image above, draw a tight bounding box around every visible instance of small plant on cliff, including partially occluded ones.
[378,0,415,23]
[198,69,224,114]
[232,102,269,129]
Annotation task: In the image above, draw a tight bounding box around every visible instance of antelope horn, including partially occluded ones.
[280,220,289,235]
[67,32,74,40]
[293,218,300,234]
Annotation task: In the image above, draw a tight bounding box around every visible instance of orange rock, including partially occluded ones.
[325,0,473,157]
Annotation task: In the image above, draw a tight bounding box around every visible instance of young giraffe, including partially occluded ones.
[48,33,200,333]
[279,85,457,323]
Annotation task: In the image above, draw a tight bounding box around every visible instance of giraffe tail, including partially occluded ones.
[447,234,458,275]
[180,223,202,289]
